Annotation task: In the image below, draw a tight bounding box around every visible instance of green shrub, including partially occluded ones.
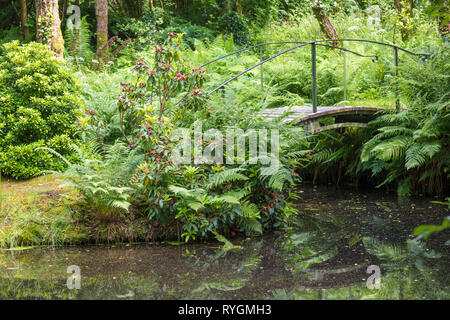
[78,34,300,242]
[0,41,83,179]
[0,141,64,179]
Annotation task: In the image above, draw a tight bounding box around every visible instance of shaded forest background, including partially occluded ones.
[0,0,448,63]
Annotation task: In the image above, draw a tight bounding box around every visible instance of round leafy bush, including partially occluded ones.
[0,41,83,179]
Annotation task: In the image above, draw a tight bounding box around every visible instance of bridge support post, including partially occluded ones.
[311,42,317,113]
[260,46,264,93]
[343,50,347,102]
[394,47,400,112]
[304,120,320,135]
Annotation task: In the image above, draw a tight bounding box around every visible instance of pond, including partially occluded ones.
[0,185,448,300]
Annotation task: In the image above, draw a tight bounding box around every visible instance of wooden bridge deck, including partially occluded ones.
[260,106,380,124]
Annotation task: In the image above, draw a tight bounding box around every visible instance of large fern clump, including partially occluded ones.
[361,45,450,196]
[64,16,94,67]
[169,167,258,241]
[47,142,144,220]
[168,158,297,242]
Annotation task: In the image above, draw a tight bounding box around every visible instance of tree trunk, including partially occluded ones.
[236,0,243,15]
[20,0,30,39]
[95,0,109,57]
[312,4,339,46]
[436,15,450,40]
[431,0,450,39]
[60,0,67,23]
[35,0,64,59]
[226,0,232,11]
[148,0,154,11]
[394,0,414,42]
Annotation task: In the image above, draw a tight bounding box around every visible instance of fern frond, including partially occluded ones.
[371,137,409,162]
[267,167,293,191]
[206,168,248,190]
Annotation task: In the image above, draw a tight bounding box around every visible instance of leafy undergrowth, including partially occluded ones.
[0,175,174,248]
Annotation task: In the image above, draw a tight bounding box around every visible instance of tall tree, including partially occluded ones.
[35,0,64,58]
[394,0,414,42]
[95,0,108,57]
[20,0,30,39]
[311,1,339,45]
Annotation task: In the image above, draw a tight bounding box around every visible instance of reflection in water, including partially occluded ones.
[0,185,448,299]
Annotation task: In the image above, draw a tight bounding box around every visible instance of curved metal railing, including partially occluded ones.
[197,39,429,112]
[199,41,379,69]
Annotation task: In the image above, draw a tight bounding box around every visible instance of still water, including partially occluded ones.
[0,185,448,299]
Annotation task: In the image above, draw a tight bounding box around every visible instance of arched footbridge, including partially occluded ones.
[260,105,379,135]
[197,39,429,135]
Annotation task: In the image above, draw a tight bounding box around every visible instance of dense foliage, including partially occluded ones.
[361,45,450,196]
[65,34,301,242]
[0,41,82,179]
[0,0,448,245]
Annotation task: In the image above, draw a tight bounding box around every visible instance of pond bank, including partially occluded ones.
[1,176,449,248]
[0,175,180,247]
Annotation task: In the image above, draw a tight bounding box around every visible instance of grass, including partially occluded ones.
[1,175,66,210]
[0,175,172,248]
[0,175,88,248]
